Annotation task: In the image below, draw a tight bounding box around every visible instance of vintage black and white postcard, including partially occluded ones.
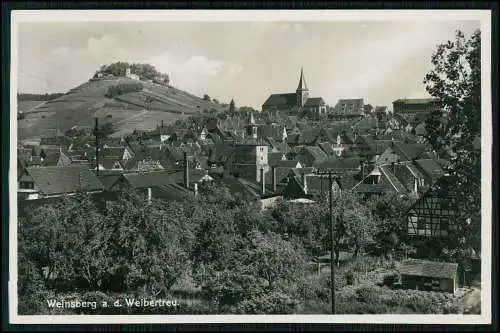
[8,9,493,325]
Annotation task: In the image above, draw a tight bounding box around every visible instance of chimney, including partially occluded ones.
[183,152,189,188]
[260,168,265,195]
[272,166,277,192]
[413,177,418,194]
[194,183,199,197]
[147,187,152,204]
[302,173,308,195]
[392,162,396,175]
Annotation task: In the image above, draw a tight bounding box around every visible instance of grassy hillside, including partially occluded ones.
[17,77,226,139]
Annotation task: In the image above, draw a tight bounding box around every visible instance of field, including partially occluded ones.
[17,77,225,140]
[17,101,47,113]
[109,110,188,138]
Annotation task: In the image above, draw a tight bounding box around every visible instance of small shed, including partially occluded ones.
[399,259,458,293]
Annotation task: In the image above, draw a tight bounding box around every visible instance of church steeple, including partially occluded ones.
[296,66,309,108]
[297,66,308,91]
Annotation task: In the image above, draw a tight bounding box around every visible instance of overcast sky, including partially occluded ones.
[16,19,480,109]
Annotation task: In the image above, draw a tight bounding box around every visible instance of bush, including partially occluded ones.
[355,286,384,304]
[105,82,143,98]
[337,298,389,314]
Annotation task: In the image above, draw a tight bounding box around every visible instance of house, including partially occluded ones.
[109,153,213,202]
[352,161,435,198]
[18,165,104,200]
[393,98,440,115]
[263,166,305,194]
[23,148,73,167]
[331,99,365,121]
[399,259,459,293]
[125,67,140,81]
[230,137,269,182]
[304,97,327,120]
[281,171,341,200]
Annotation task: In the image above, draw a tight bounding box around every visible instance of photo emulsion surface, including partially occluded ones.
[10,10,492,324]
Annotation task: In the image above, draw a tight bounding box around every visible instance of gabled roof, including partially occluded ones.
[26,165,104,195]
[333,99,364,116]
[379,164,407,193]
[314,157,362,172]
[117,170,183,188]
[298,128,321,145]
[399,259,458,280]
[262,93,297,108]
[353,164,407,194]
[376,148,401,166]
[258,125,282,140]
[154,183,194,201]
[318,142,335,156]
[304,97,325,107]
[414,158,447,184]
[392,142,429,161]
[299,146,329,164]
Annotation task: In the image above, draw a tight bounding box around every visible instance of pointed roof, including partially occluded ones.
[296,67,308,91]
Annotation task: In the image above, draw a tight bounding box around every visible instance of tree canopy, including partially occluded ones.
[423,29,481,255]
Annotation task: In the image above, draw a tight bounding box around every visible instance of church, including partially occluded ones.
[261,67,327,119]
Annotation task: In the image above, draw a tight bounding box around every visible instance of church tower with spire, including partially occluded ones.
[296,66,309,108]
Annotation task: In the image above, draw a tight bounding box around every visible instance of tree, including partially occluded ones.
[366,193,416,258]
[229,99,236,113]
[203,94,211,101]
[18,193,109,290]
[189,185,307,314]
[104,191,191,294]
[318,191,376,262]
[423,29,481,255]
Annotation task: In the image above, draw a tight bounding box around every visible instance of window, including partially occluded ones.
[417,218,426,230]
[20,181,34,189]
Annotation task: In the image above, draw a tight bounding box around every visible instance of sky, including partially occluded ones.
[16,19,480,110]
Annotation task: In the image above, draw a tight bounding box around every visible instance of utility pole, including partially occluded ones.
[315,167,340,314]
[95,118,99,176]
[328,172,335,314]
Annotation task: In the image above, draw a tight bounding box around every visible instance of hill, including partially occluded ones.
[17,77,226,139]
